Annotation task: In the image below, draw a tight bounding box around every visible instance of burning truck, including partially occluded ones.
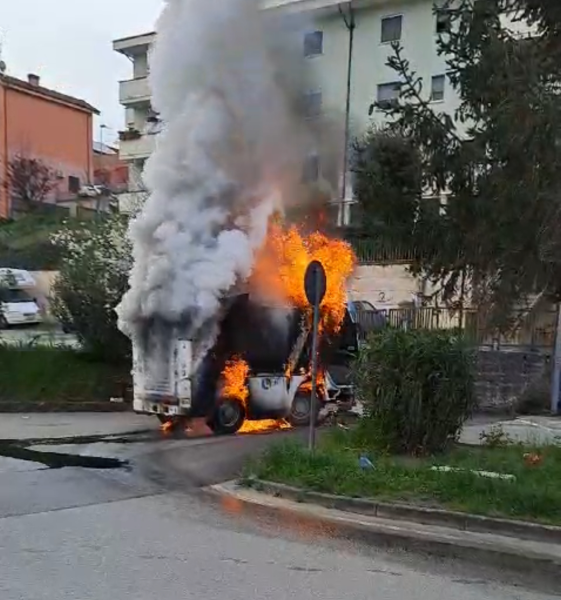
[131,222,358,434]
[118,0,360,435]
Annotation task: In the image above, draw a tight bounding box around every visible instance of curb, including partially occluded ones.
[210,480,561,583]
[0,402,131,413]
[247,479,561,545]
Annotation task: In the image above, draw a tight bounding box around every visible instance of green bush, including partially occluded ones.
[353,328,476,455]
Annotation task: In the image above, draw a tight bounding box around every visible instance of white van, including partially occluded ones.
[0,269,42,328]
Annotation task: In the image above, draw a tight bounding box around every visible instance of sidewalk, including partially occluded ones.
[460,415,561,445]
[0,412,156,442]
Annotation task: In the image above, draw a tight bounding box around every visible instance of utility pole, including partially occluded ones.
[338,1,355,226]
[551,303,561,414]
[96,124,109,217]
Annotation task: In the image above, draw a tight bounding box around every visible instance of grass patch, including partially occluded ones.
[0,344,129,406]
[247,428,561,525]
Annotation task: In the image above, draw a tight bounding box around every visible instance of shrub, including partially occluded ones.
[353,328,476,455]
[51,215,132,363]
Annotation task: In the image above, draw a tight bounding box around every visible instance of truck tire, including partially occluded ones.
[207,398,245,435]
[288,392,320,427]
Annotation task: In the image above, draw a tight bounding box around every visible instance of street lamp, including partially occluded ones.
[100,124,109,153]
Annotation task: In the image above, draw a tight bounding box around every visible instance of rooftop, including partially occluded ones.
[0,73,99,115]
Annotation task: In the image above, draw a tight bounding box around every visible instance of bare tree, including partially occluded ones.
[4,153,57,212]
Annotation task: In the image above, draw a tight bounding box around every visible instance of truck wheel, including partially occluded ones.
[288,392,320,427]
[207,398,245,435]
[0,314,8,329]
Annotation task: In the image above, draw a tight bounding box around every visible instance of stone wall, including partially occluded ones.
[475,349,549,413]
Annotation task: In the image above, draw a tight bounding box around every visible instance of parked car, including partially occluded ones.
[0,269,42,328]
[347,299,388,341]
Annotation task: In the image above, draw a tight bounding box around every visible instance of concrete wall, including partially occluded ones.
[348,264,419,308]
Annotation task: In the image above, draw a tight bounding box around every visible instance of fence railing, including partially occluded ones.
[356,306,557,351]
[344,233,416,265]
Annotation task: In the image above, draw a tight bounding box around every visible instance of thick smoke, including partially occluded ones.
[116,0,323,341]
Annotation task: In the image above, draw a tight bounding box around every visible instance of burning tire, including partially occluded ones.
[288,391,320,427]
[207,398,246,435]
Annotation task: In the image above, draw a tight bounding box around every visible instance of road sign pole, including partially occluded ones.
[303,260,327,452]
[308,270,321,451]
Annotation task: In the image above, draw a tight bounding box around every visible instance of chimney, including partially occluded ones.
[27,73,40,86]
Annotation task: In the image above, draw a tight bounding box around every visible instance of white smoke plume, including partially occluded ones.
[116,0,320,340]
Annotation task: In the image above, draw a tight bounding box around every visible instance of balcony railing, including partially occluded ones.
[119,133,156,161]
[119,77,151,105]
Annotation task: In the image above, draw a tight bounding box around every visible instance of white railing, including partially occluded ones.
[119,77,151,105]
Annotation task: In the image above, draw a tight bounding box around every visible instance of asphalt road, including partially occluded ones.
[0,428,558,600]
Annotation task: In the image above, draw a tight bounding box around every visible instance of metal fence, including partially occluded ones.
[356,306,557,351]
[344,234,416,265]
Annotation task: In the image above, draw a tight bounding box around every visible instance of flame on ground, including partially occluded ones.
[160,419,174,434]
[238,418,292,434]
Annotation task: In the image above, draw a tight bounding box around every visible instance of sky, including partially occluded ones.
[1,0,164,145]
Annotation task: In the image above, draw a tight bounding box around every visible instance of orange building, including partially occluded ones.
[0,72,99,217]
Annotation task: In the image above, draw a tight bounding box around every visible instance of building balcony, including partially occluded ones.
[113,32,156,58]
[262,0,385,14]
[119,77,151,106]
[118,132,157,161]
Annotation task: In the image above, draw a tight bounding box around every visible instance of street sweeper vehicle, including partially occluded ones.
[131,293,359,434]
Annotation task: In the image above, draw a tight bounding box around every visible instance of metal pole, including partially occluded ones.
[339,1,355,225]
[550,302,561,414]
[308,270,321,451]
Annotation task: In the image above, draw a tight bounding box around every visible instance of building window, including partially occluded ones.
[304,31,323,57]
[377,82,401,108]
[302,90,322,118]
[430,75,445,102]
[302,154,320,183]
[68,176,81,194]
[381,15,402,43]
[435,9,452,34]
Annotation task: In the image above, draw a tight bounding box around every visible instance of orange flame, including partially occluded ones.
[221,356,250,403]
[250,221,356,334]
[220,356,291,434]
[219,217,356,435]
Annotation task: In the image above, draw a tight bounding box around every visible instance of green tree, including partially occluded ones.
[51,214,132,363]
[351,128,424,259]
[364,0,561,322]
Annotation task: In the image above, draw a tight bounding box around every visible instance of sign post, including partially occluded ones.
[304,260,327,451]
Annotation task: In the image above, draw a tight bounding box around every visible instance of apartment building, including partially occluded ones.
[112,32,156,213]
[0,71,99,218]
[112,0,459,217]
